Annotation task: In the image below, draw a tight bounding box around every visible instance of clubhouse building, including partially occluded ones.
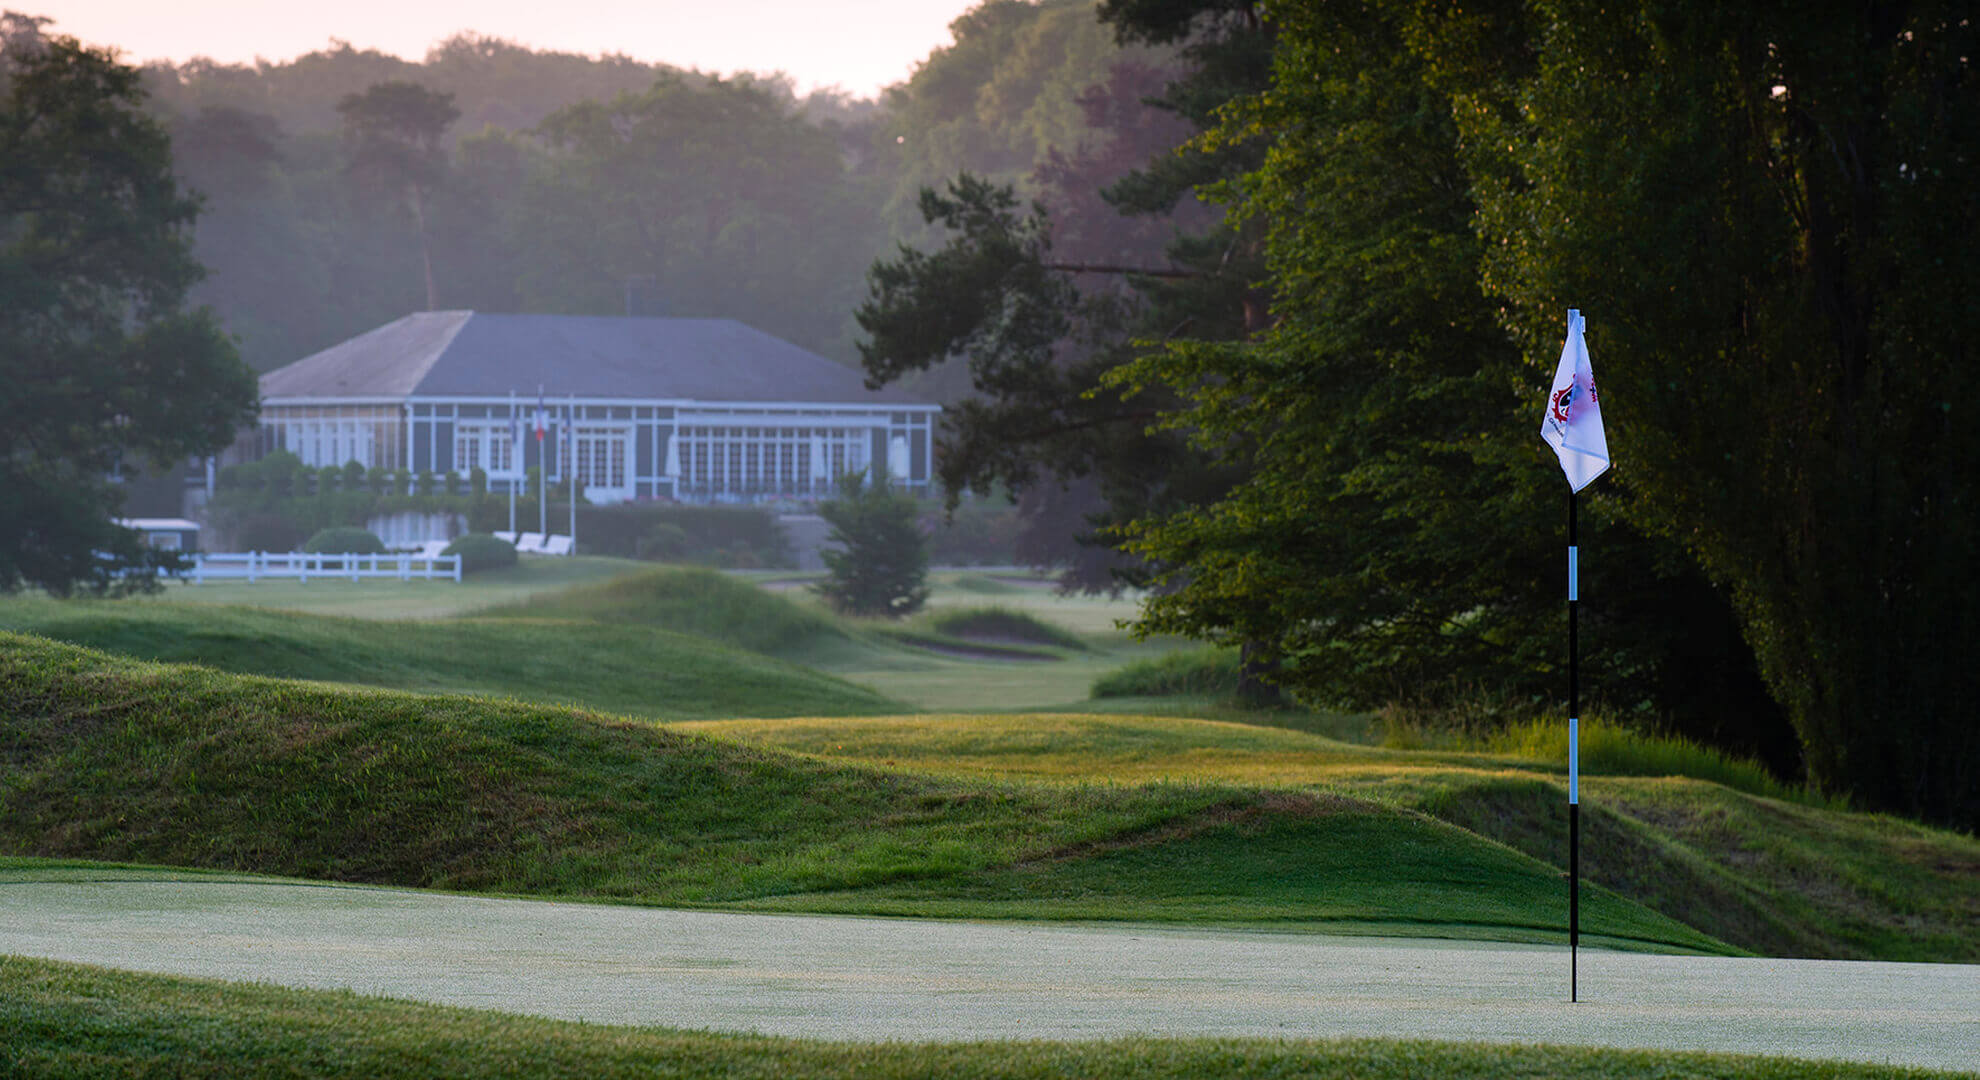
[249,311,939,504]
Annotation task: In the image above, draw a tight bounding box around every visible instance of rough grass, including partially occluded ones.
[1485,718,1809,804]
[14,958,1957,1080]
[0,600,896,721]
[0,634,1719,951]
[678,713,1980,963]
[1091,647,1240,698]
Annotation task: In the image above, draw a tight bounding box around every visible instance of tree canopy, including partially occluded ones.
[1116,0,1976,825]
[0,19,257,595]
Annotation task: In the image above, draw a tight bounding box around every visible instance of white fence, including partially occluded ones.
[184,552,461,584]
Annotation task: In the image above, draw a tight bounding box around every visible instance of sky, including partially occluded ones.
[28,0,985,98]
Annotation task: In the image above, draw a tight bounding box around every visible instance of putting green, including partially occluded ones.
[1,873,1972,1072]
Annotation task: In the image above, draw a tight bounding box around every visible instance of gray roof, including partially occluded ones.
[260,312,930,407]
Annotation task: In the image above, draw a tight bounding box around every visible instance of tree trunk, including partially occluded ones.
[1236,640,1285,708]
[410,185,438,311]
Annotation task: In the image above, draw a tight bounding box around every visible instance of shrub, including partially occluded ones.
[1092,648,1241,698]
[301,527,386,555]
[442,533,517,574]
[565,504,791,566]
[636,523,690,561]
[235,513,305,553]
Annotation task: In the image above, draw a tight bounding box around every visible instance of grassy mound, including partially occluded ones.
[0,602,896,721]
[1092,647,1240,698]
[484,566,845,657]
[0,635,1718,950]
[13,959,1951,1080]
[922,607,1087,650]
[679,713,1980,963]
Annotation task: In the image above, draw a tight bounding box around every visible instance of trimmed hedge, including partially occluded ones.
[543,504,793,567]
[301,527,386,555]
[442,533,518,574]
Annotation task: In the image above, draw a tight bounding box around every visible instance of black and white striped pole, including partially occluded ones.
[1540,307,1606,1004]
[1568,487,1580,1003]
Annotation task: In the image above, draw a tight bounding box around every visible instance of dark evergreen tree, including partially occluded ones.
[814,471,931,619]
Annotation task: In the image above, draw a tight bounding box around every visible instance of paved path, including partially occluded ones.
[3,879,1975,1073]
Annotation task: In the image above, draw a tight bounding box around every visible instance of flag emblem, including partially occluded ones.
[1541,309,1610,492]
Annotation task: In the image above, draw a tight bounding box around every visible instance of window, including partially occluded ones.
[449,424,519,476]
[454,429,481,475]
[572,427,626,490]
[489,427,513,474]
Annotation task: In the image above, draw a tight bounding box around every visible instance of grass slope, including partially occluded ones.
[678,714,1980,963]
[14,958,1958,1080]
[482,566,847,658]
[0,599,897,721]
[483,568,1150,711]
[0,635,1718,951]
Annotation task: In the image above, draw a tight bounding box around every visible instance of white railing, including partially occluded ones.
[184,552,461,584]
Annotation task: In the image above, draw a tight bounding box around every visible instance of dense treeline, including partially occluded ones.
[123,2,1177,372]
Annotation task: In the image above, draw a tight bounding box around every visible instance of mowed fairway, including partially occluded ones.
[4,874,1977,1073]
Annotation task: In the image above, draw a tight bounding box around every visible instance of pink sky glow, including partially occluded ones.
[26,0,984,98]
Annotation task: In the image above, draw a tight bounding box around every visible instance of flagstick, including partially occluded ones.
[1568,487,1580,1003]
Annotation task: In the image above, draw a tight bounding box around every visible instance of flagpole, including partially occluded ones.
[568,393,577,547]
[537,384,547,538]
[1568,487,1580,1004]
[507,389,517,536]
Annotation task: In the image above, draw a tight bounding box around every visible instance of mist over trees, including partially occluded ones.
[123,1,1174,372]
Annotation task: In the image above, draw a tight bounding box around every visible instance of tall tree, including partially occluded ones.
[856,1,1273,593]
[515,74,877,358]
[0,19,257,594]
[1422,0,1979,823]
[336,80,459,311]
[1106,2,1784,751]
[1114,0,1972,816]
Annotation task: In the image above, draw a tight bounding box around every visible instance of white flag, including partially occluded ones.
[1541,309,1609,492]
